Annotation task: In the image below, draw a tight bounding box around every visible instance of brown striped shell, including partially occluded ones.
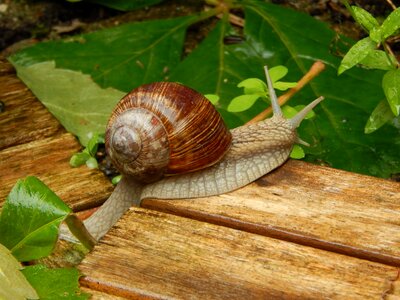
[105,82,232,183]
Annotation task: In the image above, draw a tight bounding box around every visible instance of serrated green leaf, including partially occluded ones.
[9,15,196,92]
[69,152,91,167]
[338,37,376,74]
[13,61,124,146]
[382,69,400,116]
[365,99,394,133]
[237,78,267,95]
[380,7,400,40]
[227,94,261,112]
[290,145,305,159]
[351,6,380,33]
[22,264,89,300]
[360,50,396,70]
[0,244,39,300]
[0,177,71,262]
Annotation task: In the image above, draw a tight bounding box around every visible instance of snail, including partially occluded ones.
[67,66,324,242]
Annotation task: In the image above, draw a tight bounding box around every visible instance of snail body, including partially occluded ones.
[74,67,324,242]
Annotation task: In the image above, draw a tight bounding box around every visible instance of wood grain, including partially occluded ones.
[0,133,113,210]
[142,159,400,267]
[79,207,398,300]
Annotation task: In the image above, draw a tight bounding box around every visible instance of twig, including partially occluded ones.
[385,0,397,10]
[246,61,326,125]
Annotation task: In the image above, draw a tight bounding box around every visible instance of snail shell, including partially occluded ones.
[105,82,232,183]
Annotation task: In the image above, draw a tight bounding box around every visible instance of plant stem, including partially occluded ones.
[246,61,326,125]
[385,0,397,10]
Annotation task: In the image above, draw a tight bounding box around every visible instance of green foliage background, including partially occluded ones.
[8,1,400,178]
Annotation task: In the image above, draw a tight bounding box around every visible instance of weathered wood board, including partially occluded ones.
[142,160,400,267]
[1,56,400,299]
[79,207,398,300]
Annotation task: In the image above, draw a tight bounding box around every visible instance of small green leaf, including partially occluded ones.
[360,50,397,70]
[351,6,380,33]
[112,175,122,185]
[0,243,39,300]
[380,7,400,40]
[22,264,89,300]
[365,100,394,133]
[237,78,267,95]
[86,133,100,157]
[290,145,305,159]
[370,27,382,43]
[273,81,297,91]
[338,37,376,74]
[0,177,71,262]
[70,152,91,167]
[382,69,400,116]
[204,94,220,105]
[269,65,288,82]
[86,157,98,169]
[227,94,261,112]
[294,105,316,119]
[282,105,298,119]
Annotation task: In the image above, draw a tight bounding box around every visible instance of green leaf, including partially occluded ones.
[86,133,101,156]
[227,94,261,112]
[382,69,400,116]
[365,100,395,133]
[273,81,297,91]
[338,37,376,74]
[380,7,400,40]
[282,105,298,119]
[14,61,124,146]
[9,15,196,92]
[204,94,220,105]
[70,152,91,167]
[369,27,383,43]
[269,65,288,82]
[85,157,98,169]
[0,243,39,300]
[86,0,162,11]
[360,50,397,70]
[170,2,400,177]
[22,264,89,300]
[0,177,71,262]
[111,175,122,185]
[351,6,380,33]
[237,78,267,95]
[290,145,305,159]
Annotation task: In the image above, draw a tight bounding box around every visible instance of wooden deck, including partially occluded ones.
[1,57,399,299]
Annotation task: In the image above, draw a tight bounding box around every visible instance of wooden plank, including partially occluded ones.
[81,288,128,300]
[79,207,398,300]
[0,72,62,150]
[142,160,400,267]
[0,133,113,210]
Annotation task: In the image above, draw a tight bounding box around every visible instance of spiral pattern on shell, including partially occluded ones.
[105,82,232,183]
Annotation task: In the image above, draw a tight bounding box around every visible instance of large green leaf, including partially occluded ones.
[22,264,89,300]
[0,177,71,262]
[0,244,39,300]
[172,2,400,177]
[9,15,196,92]
[15,61,124,146]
